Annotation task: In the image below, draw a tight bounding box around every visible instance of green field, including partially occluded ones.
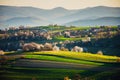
[0,67,99,80]
[54,36,82,41]
[1,51,120,80]
[24,51,119,63]
[1,67,120,80]
[25,55,103,66]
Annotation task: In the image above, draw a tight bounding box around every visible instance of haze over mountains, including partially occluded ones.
[0,5,120,29]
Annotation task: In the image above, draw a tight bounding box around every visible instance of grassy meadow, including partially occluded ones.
[0,67,101,80]
[24,51,119,63]
[1,50,120,80]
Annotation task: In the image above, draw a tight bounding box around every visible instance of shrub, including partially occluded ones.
[32,77,36,80]
[43,43,53,51]
[53,46,60,51]
[71,46,83,52]
[0,50,4,55]
[97,50,103,55]
[74,74,81,80]
[116,58,120,62]
[64,76,69,80]
[0,55,8,66]
[20,55,25,59]
[23,42,43,51]
[60,47,69,51]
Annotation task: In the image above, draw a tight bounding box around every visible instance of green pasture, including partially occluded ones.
[54,36,82,41]
[0,67,101,80]
[24,51,119,63]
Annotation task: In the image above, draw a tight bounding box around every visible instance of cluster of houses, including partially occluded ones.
[0,29,52,41]
[53,26,120,39]
[0,25,120,52]
[0,25,119,41]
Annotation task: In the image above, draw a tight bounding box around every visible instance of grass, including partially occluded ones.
[90,69,120,80]
[5,51,22,55]
[24,51,119,63]
[1,67,119,80]
[69,26,91,30]
[54,36,82,41]
[25,55,103,66]
[0,67,100,80]
[4,51,120,66]
[1,50,120,80]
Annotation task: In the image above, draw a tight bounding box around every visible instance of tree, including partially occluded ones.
[97,50,103,55]
[74,74,81,80]
[116,58,120,62]
[53,46,59,51]
[0,55,8,68]
[71,46,83,52]
[64,76,69,80]
[60,47,68,51]
[0,50,4,55]
[43,43,53,51]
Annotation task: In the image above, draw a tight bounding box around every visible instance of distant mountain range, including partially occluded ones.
[0,5,120,29]
[65,17,120,26]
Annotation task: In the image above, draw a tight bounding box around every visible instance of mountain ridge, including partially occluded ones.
[0,5,120,28]
[65,17,120,26]
[55,6,120,24]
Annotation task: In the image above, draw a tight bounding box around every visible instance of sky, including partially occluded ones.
[0,0,120,9]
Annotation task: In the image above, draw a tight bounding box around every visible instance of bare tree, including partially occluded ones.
[43,43,53,51]
[97,50,103,55]
[71,46,83,52]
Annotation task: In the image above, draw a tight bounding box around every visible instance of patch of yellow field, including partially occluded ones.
[31,51,119,62]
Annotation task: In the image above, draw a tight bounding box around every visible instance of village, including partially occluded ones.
[0,25,120,80]
[1,0,120,79]
[0,25,120,56]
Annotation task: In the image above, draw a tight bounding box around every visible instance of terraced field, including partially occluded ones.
[24,51,119,63]
[1,51,120,80]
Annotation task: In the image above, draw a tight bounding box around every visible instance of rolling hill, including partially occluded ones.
[56,6,120,24]
[0,5,120,28]
[65,17,120,26]
[0,5,76,21]
[3,17,50,26]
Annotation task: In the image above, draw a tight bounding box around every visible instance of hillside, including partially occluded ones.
[0,5,120,28]
[65,17,120,26]
[0,25,120,80]
[57,6,120,24]
[0,5,76,22]
[1,50,120,80]
[3,17,50,26]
